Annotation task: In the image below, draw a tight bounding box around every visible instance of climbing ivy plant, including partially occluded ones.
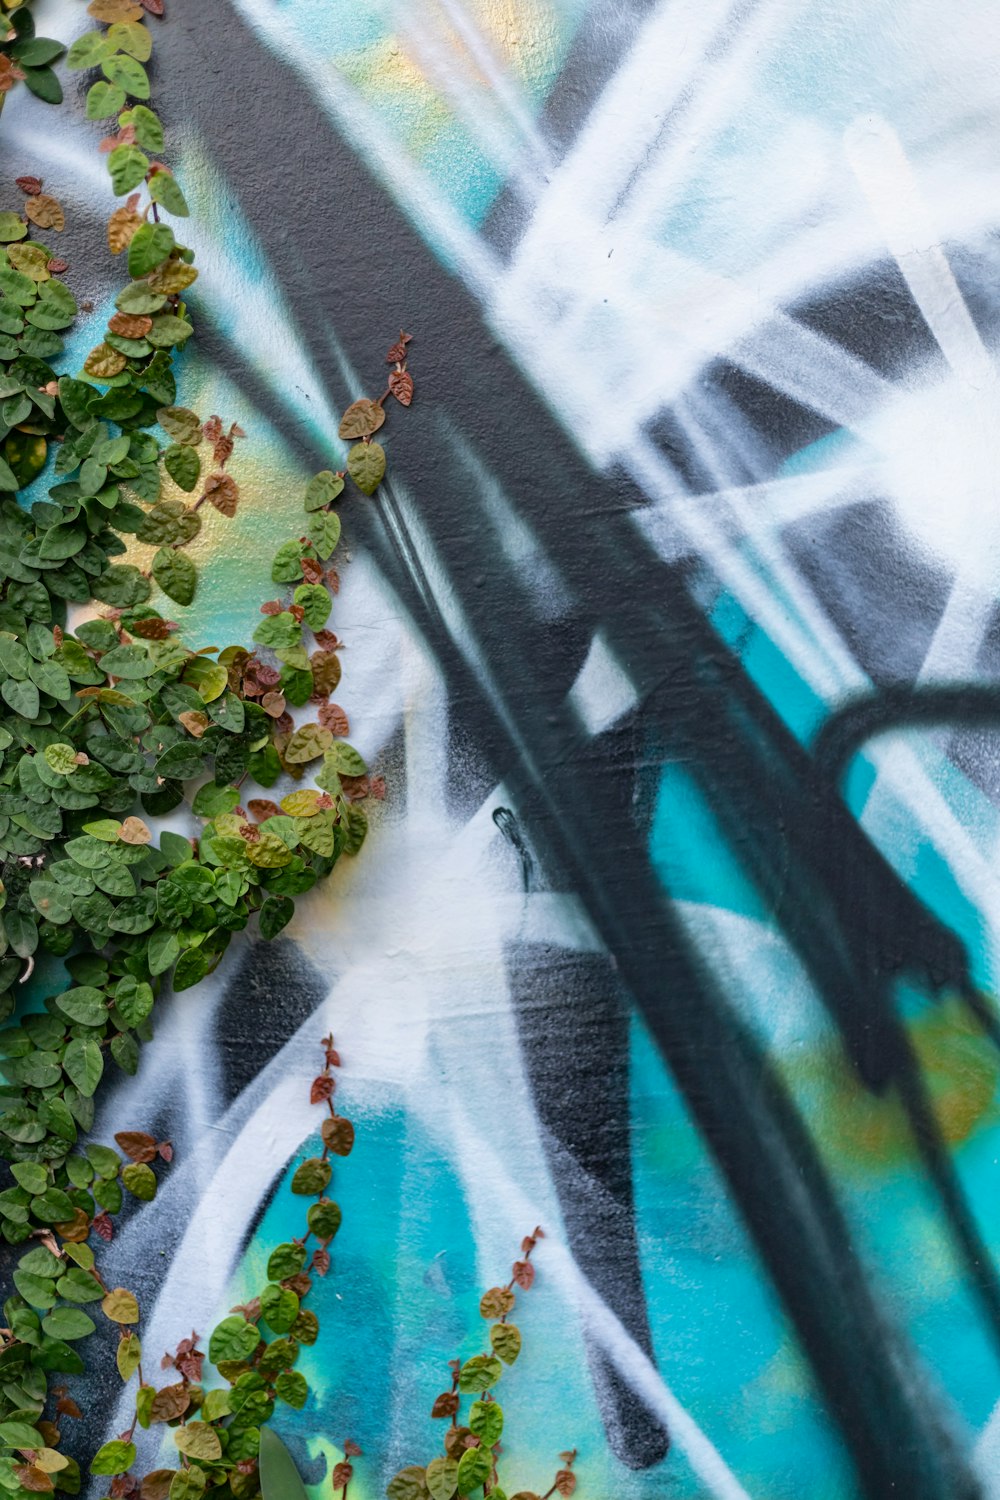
[0,8,579,1500]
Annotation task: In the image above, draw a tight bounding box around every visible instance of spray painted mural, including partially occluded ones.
[10,0,1000,1495]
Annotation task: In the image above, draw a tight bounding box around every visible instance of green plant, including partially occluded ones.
[0,3,65,109]
[0,0,402,1483]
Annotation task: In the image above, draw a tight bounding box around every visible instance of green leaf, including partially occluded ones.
[66,30,114,69]
[306,1199,342,1240]
[163,444,200,491]
[304,470,344,512]
[122,1162,156,1201]
[274,1370,308,1409]
[426,1458,459,1500]
[293,584,331,631]
[55,1267,102,1303]
[23,66,62,105]
[0,213,26,244]
[115,977,153,1027]
[151,546,196,606]
[456,1448,491,1496]
[146,314,193,348]
[11,36,64,66]
[157,405,201,443]
[291,1157,331,1195]
[91,1440,136,1477]
[108,143,152,195]
[0,1422,45,1450]
[117,281,167,315]
[63,1038,104,1098]
[109,21,152,61]
[271,540,305,584]
[260,1283,299,1334]
[117,1329,142,1381]
[386,1469,430,1500]
[147,928,180,976]
[127,102,164,151]
[307,510,341,559]
[490,1322,521,1364]
[259,1427,311,1500]
[102,53,150,98]
[267,1243,307,1281]
[128,221,175,278]
[259,895,294,941]
[468,1400,504,1445]
[87,79,127,118]
[149,172,189,217]
[42,1308,96,1342]
[56,987,108,1026]
[208,1314,260,1365]
[347,440,386,495]
[457,1355,502,1394]
[326,740,367,776]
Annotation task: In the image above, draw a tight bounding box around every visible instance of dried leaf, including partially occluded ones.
[554,1473,576,1497]
[109,311,151,338]
[338,398,385,440]
[202,472,238,517]
[24,194,64,232]
[114,1131,157,1163]
[15,1468,53,1493]
[89,0,144,20]
[149,1383,190,1423]
[247,799,281,822]
[102,1288,140,1324]
[321,1116,355,1157]
[318,702,349,736]
[178,710,208,738]
[107,205,143,254]
[389,370,414,406]
[511,1259,535,1290]
[310,650,342,697]
[386,332,413,363]
[119,816,152,845]
[310,1075,333,1105]
[261,691,286,719]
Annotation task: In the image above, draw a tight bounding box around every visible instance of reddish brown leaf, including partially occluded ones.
[92,1212,114,1242]
[157,1141,173,1162]
[54,1209,92,1243]
[512,1260,535,1290]
[260,600,282,616]
[36,1424,60,1449]
[431,1392,460,1419]
[15,1467,53,1493]
[300,557,324,586]
[261,692,286,719]
[386,332,413,363]
[115,1131,157,1163]
[389,370,414,407]
[16,177,42,196]
[313,630,342,653]
[554,1473,576,1497]
[212,433,234,468]
[109,312,152,338]
[235,1462,257,1477]
[325,569,341,594]
[175,1347,203,1382]
[343,1442,362,1459]
[282,1272,312,1299]
[139,0,165,12]
[129,617,176,640]
[321,1116,355,1157]
[369,775,387,800]
[140,1472,174,1500]
[331,1463,353,1490]
[149,1384,190,1424]
[202,472,239,517]
[55,1397,82,1421]
[310,1075,334,1104]
[311,1248,331,1277]
[247,799,281,823]
[339,774,370,803]
[46,258,69,274]
[318,702,350,736]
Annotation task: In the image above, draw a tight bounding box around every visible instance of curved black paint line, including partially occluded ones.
[813,683,1000,787]
[159,12,989,1493]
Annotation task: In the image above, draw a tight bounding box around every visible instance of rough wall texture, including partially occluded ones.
[11,0,1000,1496]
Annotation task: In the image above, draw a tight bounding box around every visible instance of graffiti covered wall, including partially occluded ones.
[12,0,1000,1495]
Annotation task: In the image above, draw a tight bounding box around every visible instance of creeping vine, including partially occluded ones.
[0,8,581,1500]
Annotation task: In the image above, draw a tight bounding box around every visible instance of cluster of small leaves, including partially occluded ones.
[385,1231,577,1500]
[81,1038,354,1500]
[0,0,398,1488]
[0,5,64,108]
